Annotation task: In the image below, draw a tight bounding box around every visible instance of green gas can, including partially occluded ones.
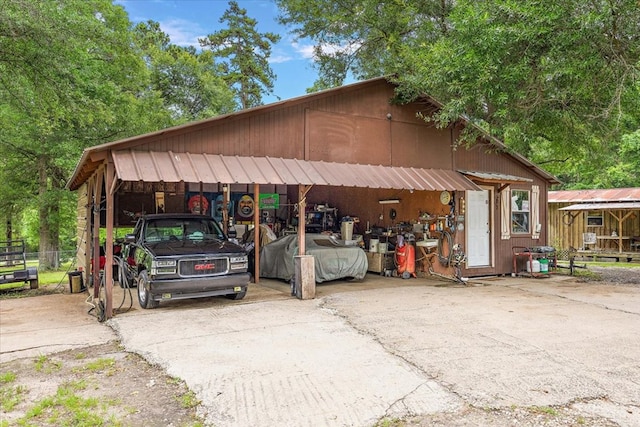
[539,257,549,273]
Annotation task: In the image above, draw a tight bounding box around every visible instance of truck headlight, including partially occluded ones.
[151,259,177,275]
[229,255,248,270]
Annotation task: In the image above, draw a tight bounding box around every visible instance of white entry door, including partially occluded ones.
[466,189,491,267]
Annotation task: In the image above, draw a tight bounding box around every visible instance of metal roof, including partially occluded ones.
[458,170,533,183]
[559,202,640,211]
[111,150,482,191]
[549,188,640,203]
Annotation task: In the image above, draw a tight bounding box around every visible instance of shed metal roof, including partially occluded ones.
[458,170,533,183]
[549,188,640,203]
[559,202,640,211]
[111,150,482,191]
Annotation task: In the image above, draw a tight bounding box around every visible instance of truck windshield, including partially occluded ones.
[144,218,225,242]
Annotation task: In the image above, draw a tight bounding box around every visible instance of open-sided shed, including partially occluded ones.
[68,77,559,318]
[548,188,640,258]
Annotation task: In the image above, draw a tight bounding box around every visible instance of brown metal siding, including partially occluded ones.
[70,78,561,278]
[123,80,457,169]
[306,109,390,164]
[391,123,452,168]
[454,142,553,274]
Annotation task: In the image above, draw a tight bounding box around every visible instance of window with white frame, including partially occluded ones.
[511,189,530,234]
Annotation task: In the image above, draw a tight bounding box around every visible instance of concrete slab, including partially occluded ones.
[0,292,116,363]
[109,297,460,427]
[2,273,639,426]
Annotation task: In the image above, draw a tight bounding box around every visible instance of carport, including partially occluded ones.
[68,148,480,319]
[67,78,560,320]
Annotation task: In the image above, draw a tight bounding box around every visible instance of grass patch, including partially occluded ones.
[582,260,640,268]
[34,355,62,374]
[530,405,559,416]
[0,371,27,412]
[38,265,75,287]
[177,390,201,410]
[73,358,117,376]
[373,418,405,427]
[0,372,17,384]
[19,381,121,427]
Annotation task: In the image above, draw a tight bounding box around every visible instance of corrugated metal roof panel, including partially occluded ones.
[111,151,482,191]
[458,170,533,183]
[559,202,640,211]
[549,188,640,203]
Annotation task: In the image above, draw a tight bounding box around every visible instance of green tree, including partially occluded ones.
[0,0,165,268]
[200,1,281,109]
[276,0,640,188]
[276,0,453,89]
[134,21,236,122]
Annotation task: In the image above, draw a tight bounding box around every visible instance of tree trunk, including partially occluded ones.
[38,156,60,270]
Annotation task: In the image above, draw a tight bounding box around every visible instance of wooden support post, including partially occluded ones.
[104,162,115,319]
[253,183,260,284]
[294,255,315,299]
[607,209,634,253]
[297,185,312,256]
[294,184,315,299]
[222,184,229,235]
[92,170,103,300]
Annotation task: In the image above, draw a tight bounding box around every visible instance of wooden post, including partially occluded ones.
[297,185,312,256]
[608,210,634,253]
[104,162,115,319]
[222,184,229,235]
[295,184,315,299]
[92,169,103,300]
[253,183,260,284]
[294,255,315,299]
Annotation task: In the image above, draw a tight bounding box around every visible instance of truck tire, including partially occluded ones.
[137,271,159,309]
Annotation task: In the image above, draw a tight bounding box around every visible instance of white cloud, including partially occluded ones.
[269,54,293,64]
[160,18,205,48]
[292,42,316,60]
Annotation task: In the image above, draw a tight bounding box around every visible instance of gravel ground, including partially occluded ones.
[577,265,640,286]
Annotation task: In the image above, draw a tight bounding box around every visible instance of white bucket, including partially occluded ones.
[526,259,541,273]
[341,221,354,241]
[378,242,388,253]
[369,238,379,252]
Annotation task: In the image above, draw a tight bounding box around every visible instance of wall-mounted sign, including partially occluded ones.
[259,193,280,209]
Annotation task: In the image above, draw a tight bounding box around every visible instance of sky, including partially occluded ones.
[116,0,319,104]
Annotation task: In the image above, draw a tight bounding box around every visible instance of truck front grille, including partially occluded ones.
[179,258,229,277]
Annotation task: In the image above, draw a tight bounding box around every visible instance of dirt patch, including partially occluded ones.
[0,341,204,427]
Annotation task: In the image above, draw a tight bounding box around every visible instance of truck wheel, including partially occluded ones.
[29,279,39,290]
[225,287,247,300]
[137,271,159,309]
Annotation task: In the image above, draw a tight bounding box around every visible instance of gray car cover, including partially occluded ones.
[259,234,368,283]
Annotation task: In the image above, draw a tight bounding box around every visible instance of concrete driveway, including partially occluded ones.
[2,274,639,426]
